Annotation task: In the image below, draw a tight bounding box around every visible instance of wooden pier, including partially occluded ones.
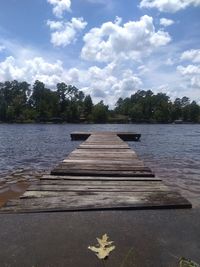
[0,132,191,213]
[71,131,141,141]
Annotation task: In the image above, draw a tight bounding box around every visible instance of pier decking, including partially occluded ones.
[0,132,191,213]
[70,131,141,141]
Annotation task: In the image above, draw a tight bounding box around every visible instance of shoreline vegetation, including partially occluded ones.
[0,80,200,124]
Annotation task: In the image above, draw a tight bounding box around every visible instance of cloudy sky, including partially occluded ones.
[0,0,200,105]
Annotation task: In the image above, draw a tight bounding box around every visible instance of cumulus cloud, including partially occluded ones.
[77,63,143,104]
[0,55,142,105]
[177,64,200,75]
[177,64,200,88]
[0,56,64,87]
[139,0,200,13]
[81,15,171,63]
[178,49,200,89]
[160,18,174,27]
[47,17,87,47]
[65,62,143,102]
[47,0,71,18]
[180,49,200,63]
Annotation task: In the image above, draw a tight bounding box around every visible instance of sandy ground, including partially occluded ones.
[0,182,29,208]
[0,208,200,267]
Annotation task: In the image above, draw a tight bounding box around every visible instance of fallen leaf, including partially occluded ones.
[97,234,114,248]
[179,257,200,267]
[88,234,115,260]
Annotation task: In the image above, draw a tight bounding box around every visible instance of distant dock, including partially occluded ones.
[71,131,141,141]
[0,132,191,213]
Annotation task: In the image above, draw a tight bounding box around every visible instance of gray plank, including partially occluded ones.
[27,184,170,192]
[1,191,191,213]
[71,132,141,141]
[73,149,134,153]
[36,180,165,186]
[78,145,130,149]
[40,175,161,181]
[0,131,191,213]
[51,169,155,177]
[54,163,150,171]
[62,159,144,165]
[67,156,139,161]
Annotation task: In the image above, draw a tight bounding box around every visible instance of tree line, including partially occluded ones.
[0,80,199,123]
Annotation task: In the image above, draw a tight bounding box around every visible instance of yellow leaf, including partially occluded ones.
[179,257,200,267]
[88,234,115,260]
[97,234,113,248]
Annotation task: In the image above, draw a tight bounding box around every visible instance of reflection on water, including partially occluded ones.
[0,123,200,207]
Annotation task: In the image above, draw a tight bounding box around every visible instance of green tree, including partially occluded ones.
[130,104,143,122]
[30,80,59,121]
[189,101,199,122]
[92,101,108,123]
[0,80,30,121]
[84,95,93,117]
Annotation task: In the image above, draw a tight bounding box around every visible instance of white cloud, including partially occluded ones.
[75,63,143,104]
[177,64,200,88]
[177,64,200,75]
[180,49,200,63]
[1,52,200,105]
[47,20,63,30]
[140,0,200,13]
[160,18,174,27]
[0,55,142,105]
[47,0,71,18]
[0,56,64,87]
[178,50,200,89]
[81,15,171,63]
[47,17,87,47]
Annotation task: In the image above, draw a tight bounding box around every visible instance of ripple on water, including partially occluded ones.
[0,123,200,207]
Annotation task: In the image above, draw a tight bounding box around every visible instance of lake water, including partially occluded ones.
[0,124,200,207]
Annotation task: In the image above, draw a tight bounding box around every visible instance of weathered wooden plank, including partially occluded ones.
[27,184,170,192]
[71,132,141,141]
[36,180,165,186]
[78,145,130,149]
[83,140,125,143]
[51,169,155,177]
[40,175,161,181]
[67,156,139,161]
[68,155,138,160]
[70,153,136,157]
[54,163,150,171]
[86,139,122,142]
[0,131,192,213]
[79,142,129,146]
[70,150,136,154]
[0,191,191,213]
[62,159,144,165]
[72,148,135,154]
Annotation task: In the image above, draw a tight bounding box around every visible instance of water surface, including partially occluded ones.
[0,124,200,207]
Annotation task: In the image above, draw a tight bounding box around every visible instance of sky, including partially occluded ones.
[0,0,200,106]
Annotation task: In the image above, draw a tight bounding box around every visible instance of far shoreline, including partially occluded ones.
[0,121,200,125]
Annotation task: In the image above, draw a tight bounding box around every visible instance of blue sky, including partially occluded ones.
[0,0,200,105]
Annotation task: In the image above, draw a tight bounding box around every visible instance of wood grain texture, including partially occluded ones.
[1,191,191,213]
[0,131,192,213]
[40,175,162,181]
[70,131,141,141]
